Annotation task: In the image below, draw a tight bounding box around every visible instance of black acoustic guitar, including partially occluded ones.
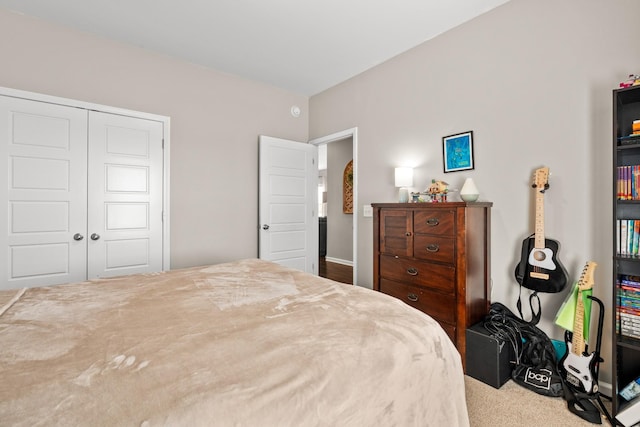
[514,167,568,293]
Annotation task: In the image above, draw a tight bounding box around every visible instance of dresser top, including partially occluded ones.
[371,202,492,208]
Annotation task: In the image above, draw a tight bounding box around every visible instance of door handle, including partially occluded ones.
[90,233,101,241]
[73,233,84,241]
[262,224,270,230]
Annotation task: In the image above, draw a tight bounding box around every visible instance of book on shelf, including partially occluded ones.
[621,326,640,335]
[619,312,640,339]
[620,298,640,309]
[619,134,640,145]
[620,296,640,304]
[620,310,640,320]
[621,327,640,336]
[621,283,640,292]
[621,297,640,308]
[620,220,628,255]
[620,320,640,331]
[617,165,640,201]
[618,306,640,320]
[621,319,640,328]
[620,308,640,319]
[621,377,640,402]
[617,220,640,256]
[618,276,640,339]
[620,325,640,339]
[635,220,640,255]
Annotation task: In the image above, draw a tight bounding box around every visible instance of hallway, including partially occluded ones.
[319,257,352,285]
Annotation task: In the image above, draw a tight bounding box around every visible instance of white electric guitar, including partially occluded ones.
[559,261,598,394]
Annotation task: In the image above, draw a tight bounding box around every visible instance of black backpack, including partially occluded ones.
[484,302,564,397]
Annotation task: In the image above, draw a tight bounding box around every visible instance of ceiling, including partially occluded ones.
[0,0,510,96]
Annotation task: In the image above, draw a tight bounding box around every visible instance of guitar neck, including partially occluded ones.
[534,190,545,249]
[572,290,586,355]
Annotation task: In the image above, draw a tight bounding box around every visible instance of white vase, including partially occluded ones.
[460,178,479,202]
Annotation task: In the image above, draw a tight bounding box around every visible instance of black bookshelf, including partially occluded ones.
[613,85,640,422]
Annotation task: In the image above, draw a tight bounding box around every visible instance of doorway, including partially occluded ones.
[310,128,358,285]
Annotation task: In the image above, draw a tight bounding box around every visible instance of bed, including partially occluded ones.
[0,258,469,426]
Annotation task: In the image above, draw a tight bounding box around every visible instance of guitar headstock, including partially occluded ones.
[577,261,597,292]
[532,167,550,192]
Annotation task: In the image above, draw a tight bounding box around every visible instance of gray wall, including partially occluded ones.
[310,0,640,385]
[326,138,353,262]
[0,8,308,269]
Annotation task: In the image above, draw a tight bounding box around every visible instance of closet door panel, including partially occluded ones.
[0,96,88,289]
[87,111,163,279]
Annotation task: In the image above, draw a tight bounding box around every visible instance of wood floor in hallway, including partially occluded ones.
[319,257,353,285]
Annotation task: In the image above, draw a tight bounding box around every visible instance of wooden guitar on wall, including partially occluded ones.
[514,167,568,293]
[559,261,598,394]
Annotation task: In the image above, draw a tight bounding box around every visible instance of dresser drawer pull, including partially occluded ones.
[405,232,412,236]
[426,218,440,226]
[407,293,419,302]
[426,244,440,252]
[406,267,418,276]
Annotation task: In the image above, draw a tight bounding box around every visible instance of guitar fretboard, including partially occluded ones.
[534,188,546,249]
[572,292,586,355]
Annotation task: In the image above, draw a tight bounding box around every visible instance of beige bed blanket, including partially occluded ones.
[0,259,469,426]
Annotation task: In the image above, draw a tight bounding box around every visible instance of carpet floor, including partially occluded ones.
[465,375,612,426]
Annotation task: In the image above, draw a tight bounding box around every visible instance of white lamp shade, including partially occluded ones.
[395,167,413,188]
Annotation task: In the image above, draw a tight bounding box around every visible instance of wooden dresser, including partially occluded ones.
[372,202,492,365]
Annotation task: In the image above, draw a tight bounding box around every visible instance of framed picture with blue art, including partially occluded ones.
[442,131,474,173]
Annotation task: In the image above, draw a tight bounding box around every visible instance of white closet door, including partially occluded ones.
[0,96,88,289]
[87,111,164,279]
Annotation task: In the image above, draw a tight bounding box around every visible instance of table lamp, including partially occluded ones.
[395,167,413,203]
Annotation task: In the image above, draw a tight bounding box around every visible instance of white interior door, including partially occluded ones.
[87,111,164,279]
[259,135,318,274]
[0,96,88,289]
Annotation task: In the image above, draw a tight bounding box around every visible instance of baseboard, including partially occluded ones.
[599,381,612,399]
[325,257,353,267]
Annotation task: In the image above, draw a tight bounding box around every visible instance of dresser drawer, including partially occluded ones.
[439,322,456,344]
[379,278,456,324]
[380,254,455,294]
[413,209,455,236]
[413,235,455,264]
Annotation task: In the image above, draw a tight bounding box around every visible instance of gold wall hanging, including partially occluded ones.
[343,160,353,214]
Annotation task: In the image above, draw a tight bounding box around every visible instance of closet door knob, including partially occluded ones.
[73,233,84,241]
[90,233,101,241]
